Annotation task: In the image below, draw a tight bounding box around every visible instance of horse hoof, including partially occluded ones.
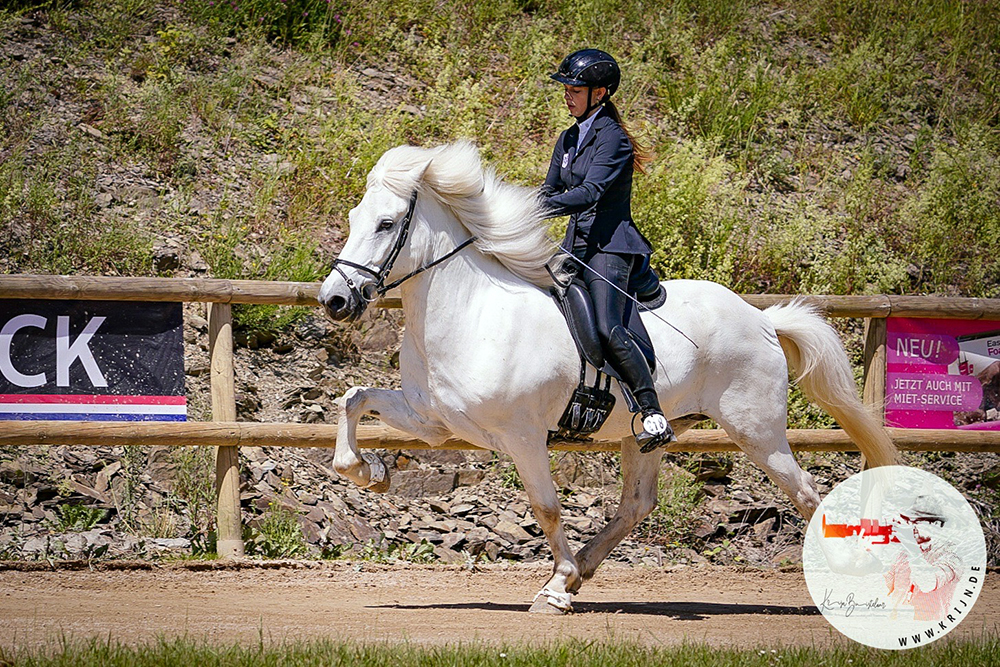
[360,451,391,494]
[529,589,573,614]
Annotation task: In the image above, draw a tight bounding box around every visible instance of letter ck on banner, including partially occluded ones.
[0,300,186,421]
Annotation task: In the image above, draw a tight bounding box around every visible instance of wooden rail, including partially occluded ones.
[4,275,1000,318]
[3,274,1000,558]
[1,421,999,453]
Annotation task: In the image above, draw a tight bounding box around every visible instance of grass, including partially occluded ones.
[2,635,999,666]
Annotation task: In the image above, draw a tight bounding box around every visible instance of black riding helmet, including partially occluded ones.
[550,49,621,117]
[550,49,620,119]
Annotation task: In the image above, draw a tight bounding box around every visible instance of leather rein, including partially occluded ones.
[331,190,478,305]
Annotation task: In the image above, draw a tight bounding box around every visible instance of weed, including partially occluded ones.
[171,447,216,550]
[638,467,704,546]
[356,535,437,563]
[48,504,108,532]
[110,445,147,534]
[491,455,523,490]
[245,500,309,559]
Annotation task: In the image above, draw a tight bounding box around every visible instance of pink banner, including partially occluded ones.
[885,318,1000,430]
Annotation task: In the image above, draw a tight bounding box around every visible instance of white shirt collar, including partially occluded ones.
[575,111,600,151]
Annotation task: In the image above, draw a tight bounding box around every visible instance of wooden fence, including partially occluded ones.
[3,274,1000,558]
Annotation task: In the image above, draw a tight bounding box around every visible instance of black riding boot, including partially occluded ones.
[607,326,676,452]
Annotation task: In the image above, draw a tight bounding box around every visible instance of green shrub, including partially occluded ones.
[49,504,108,532]
[245,500,309,558]
[638,467,704,545]
[901,125,1000,297]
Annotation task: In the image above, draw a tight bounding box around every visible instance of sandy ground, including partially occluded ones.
[1,562,997,650]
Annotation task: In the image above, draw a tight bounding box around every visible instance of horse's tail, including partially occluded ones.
[764,301,900,468]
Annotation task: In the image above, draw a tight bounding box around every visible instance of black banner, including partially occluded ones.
[0,300,186,421]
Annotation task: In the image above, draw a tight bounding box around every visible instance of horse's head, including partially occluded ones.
[318,158,431,322]
[319,141,558,322]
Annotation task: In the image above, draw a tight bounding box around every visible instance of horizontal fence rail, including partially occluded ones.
[4,274,1000,318]
[1,421,999,453]
[4,274,1000,558]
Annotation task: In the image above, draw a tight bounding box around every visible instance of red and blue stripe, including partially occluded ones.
[0,394,187,421]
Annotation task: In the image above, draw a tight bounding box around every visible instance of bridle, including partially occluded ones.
[330,189,478,307]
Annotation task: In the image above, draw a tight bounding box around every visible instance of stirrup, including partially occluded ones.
[636,412,677,454]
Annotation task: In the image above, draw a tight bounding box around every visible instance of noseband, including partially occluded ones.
[331,190,478,306]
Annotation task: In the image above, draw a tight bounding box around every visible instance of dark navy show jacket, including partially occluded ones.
[540,107,653,256]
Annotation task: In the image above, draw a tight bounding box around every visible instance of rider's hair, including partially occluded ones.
[603,98,651,175]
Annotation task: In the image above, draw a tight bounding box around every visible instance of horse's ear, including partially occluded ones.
[405,159,433,189]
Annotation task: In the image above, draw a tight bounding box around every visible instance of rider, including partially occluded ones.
[539,48,675,450]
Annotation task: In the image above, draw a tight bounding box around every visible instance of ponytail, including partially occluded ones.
[604,99,651,175]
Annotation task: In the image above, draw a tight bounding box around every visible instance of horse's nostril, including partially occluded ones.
[330,295,347,314]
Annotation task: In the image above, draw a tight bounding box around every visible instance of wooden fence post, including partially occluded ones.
[208,302,244,558]
[862,317,888,420]
[861,317,889,469]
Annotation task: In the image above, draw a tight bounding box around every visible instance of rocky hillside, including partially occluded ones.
[1,0,999,568]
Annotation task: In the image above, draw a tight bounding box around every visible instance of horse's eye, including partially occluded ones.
[377,218,394,231]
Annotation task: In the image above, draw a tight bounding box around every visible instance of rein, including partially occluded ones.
[332,190,478,304]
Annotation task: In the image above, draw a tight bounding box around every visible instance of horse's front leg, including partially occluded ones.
[335,386,451,493]
[505,439,581,614]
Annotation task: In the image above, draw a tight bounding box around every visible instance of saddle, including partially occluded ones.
[548,276,666,442]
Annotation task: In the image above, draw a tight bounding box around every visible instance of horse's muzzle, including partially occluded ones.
[320,293,367,322]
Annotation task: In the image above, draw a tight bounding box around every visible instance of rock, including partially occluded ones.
[152,245,181,271]
[433,546,465,564]
[416,449,466,466]
[456,469,485,486]
[563,516,592,532]
[0,460,43,487]
[451,503,475,516]
[188,314,209,332]
[389,470,458,498]
[440,532,465,550]
[185,362,210,377]
[428,499,450,514]
[147,448,178,492]
[753,517,777,540]
[771,545,801,566]
[729,505,779,526]
[79,123,103,139]
[493,519,532,544]
[149,538,190,550]
[690,457,733,481]
[64,480,111,505]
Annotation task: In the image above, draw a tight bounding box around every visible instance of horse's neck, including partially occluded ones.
[398,203,541,350]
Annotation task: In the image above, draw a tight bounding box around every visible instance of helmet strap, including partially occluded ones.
[576,86,605,122]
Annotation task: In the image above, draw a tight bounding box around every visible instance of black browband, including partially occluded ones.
[332,190,478,305]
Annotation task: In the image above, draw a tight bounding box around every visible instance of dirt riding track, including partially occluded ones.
[1,562,998,649]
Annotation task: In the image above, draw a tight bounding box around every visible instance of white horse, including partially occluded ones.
[318,141,899,613]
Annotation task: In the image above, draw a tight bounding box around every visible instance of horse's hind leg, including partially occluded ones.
[718,415,822,520]
[573,416,703,584]
[334,387,451,492]
[574,436,663,583]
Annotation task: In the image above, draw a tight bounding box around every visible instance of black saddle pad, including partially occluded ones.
[551,282,656,382]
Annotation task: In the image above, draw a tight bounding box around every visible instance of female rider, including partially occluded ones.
[540,48,675,450]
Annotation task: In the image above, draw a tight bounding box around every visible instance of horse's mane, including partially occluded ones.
[366,141,563,288]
